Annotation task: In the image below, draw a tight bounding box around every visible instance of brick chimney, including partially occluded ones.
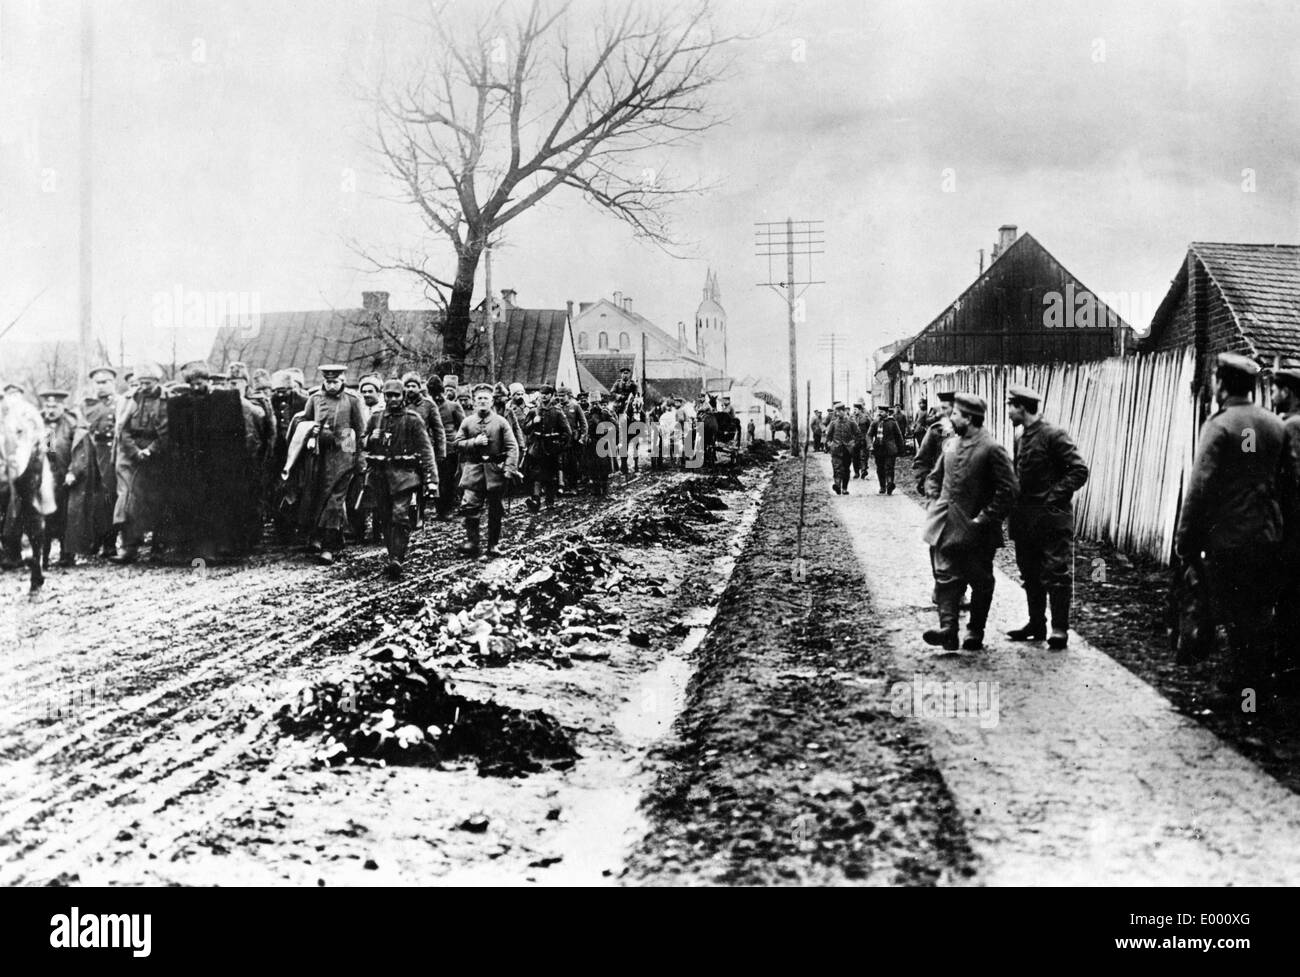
[362,291,389,312]
[992,224,1018,260]
[500,288,516,309]
[677,321,688,349]
[613,290,623,308]
[623,296,633,313]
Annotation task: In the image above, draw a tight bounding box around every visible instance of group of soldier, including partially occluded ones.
[0,360,657,586]
[834,350,1300,706]
[812,400,908,495]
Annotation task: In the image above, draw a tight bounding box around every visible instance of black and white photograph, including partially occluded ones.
[0,0,1297,927]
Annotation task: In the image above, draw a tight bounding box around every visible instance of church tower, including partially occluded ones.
[694,269,726,369]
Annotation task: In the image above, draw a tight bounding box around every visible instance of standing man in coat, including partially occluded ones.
[555,384,588,494]
[434,377,466,521]
[1176,353,1290,701]
[294,364,367,565]
[810,410,825,452]
[522,385,572,511]
[922,393,1019,651]
[110,364,169,564]
[39,389,78,568]
[913,391,956,491]
[1271,367,1300,675]
[824,401,859,495]
[65,365,121,561]
[454,383,520,557]
[1005,385,1090,649]
[362,380,438,579]
[873,405,905,495]
[850,400,871,479]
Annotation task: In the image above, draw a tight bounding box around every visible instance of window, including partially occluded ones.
[577,331,588,350]
[619,331,631,349]
[598,332,609,349]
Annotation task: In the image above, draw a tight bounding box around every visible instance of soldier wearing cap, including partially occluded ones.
[913,391,956,491]
[454,382,521,557]
[850,399,871,479]
[871,403,905,495]
[294,364,367,564]
[810,410,824,452]
[824,400,860,494]
[65,365,121,560]
[357,375,383,411]
[1271,366,1300,675]
[1176,353,1290,701]
[431,379,465,521]
[922,392,1018,651]
[110,363,169,564]
[555,384,587,493]
[361,379,438,578]
[1005,384,1089,649]
[521,385,572,511]
[38,389,77,567]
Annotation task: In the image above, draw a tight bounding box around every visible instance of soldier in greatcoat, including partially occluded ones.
[39,389,78,567]
[454,383,520,557]
[823,401,859,495]
[522,385,572,511]
[65,366,121,561]
[913,391,956,491]
[362,379,438,579]
[110,364,169,564]
[1004,384,1090,649]
[293,364,367,564]
[1176,353,1290,699]
[922,393,1018,651]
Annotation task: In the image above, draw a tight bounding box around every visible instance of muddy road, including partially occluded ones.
[0,468,771,885]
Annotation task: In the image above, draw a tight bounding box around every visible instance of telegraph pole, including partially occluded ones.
[817,332,846,406]
[755,218,824,456]
[78,0,94,384]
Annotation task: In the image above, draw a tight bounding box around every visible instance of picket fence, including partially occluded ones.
[906,347,1200,564]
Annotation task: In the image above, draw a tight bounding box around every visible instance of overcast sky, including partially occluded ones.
[2,0,1297,406]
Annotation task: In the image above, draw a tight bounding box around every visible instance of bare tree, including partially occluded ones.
[361,0,741,372]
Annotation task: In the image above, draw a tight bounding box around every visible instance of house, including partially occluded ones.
[873,226,1135,410]
[572,270,730,385]
[209,289,580,392]
[1138,242,1300,388]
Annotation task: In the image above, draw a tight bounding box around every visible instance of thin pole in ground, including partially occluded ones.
[795,380,811,571]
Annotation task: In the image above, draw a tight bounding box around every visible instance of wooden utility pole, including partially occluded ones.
[755,218,824,456]
[78,0,94,385]
[484,245,496,384]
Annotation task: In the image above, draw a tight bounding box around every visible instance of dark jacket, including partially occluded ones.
[438,397,465,445]
[1008,418,1089,540]
[913,417,954,484]
[364,406,437,495]
[1176,396,1288,556]
[824,414,860,450]
[119,388,169,463]
[1283,410,1300,563]
[873,415,904,458]
[924,426,1018,551]
[455,410,520,492]
[559,401,588,442]
[405,394,447,461]
[523,404,572,458]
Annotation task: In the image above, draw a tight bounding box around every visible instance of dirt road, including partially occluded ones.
[0,468,767,885]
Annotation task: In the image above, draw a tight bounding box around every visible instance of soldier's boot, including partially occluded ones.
[963,586,994,650]
[385,523,410,578]
[459,519,481,556]
[108,544,139,565]
[1047,586,1071,650]
[1008,585,1048,641]
[485,506,503,558]
[923,585,961,650]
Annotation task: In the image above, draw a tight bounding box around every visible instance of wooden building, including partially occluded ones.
[874,226,1135,409]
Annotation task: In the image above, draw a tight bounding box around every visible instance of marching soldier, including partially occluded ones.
[1005,384,1090,649]
[824,401,859,495]
[913,390,956,490]
[556,384,587,493]
[850,399,870,479]
[293,364,367,565]
[522,385,572,511]
[811,410,824,452]
[922,393,1018,651]
[434,378,465,521]
[39,389,78,567]
[1177,353,1289,701]
[1271,367,1300,675]
[505,383,530,453]
[362,379,438,579]
[110,364,169,564]
[65,365,121,562]
[454,383,520,558]
[872,404,905,495]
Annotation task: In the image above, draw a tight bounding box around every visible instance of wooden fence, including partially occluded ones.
[906,348,1199,563]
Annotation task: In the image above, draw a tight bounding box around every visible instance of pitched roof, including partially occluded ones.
[211,303,572,388]
[576,361,608,396]
[577,353,637,390]
[877,232,1135,373]
[1187,242,1300,361]
[462,308,571,389]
